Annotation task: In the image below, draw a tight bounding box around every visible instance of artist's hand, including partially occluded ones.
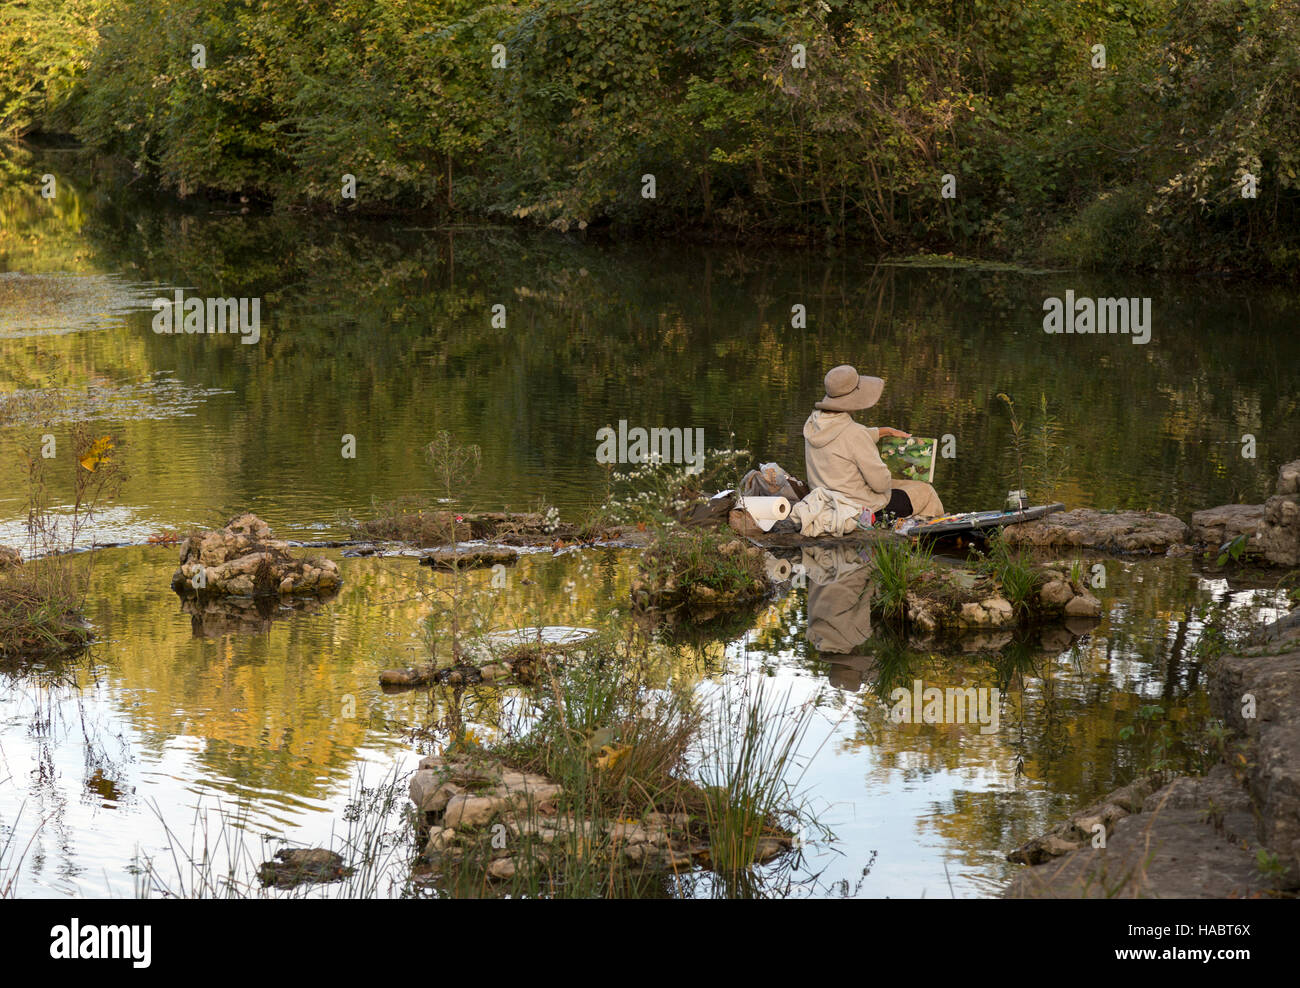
[876,427,912,439]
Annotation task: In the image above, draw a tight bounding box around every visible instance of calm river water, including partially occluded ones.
[1,150,1295,897]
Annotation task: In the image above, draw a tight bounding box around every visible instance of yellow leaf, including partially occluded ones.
[79,436,114,472]
[595,743,630,770]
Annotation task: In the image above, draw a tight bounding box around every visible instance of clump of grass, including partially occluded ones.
[494,652,700,816]
[0,425,125,658]
[869,537,934,620]
[422,638,825,898]
[1068,558,1086,586]
[428,652,702,898]
[695,677,819,876]
[975,536,1042,615]
[996,392,1068,503]
[632,525,768,611]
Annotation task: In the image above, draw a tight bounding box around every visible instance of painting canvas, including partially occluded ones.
[877,435,938,483]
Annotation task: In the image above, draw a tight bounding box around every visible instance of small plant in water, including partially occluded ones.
[974,536,1041,614]
[869,538,933,621]
[0,426,126,656]
[696,677,822,879]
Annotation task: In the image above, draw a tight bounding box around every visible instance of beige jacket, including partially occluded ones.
[803,410,892,512]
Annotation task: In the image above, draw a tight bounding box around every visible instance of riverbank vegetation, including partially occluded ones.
[4,0,1300,273]
[0,425,123,657]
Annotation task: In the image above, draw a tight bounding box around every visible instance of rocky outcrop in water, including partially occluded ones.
[1187,459,1300,567]
[1259,459,1300,567]
[1209,609,1300,879]
[411,753,794,882]
[170,514,341,597]
[1002,508,1189,554]
[1005,608,1300,898]
[1190,503,1266,548]
[1005,765,1271,898]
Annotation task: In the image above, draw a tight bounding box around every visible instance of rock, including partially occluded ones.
[1007,774,1162,865]
[1003,508,1189,554]
[1208,612,1300,884]
[379,665,434,690]
[1007,767,1267,898]
[443,794,513,829]
[981,597,1014,624]
[752,836,792,863]
[607,822,652,845]
[1063,592,1102,618]
[0,546,21,571]
[959,602,989,625]
[488,857,516,880]
[908,596,938,632]
[410,769,439,810]
[170,513,342,597]
[1039,579,1074,610]
[258,848,349,887]
[1259,491,1300,567]
[644,811,690,830]
[478,662,511,681]
[425,828,456,855]
[410,770,465,814]
[1278,459,1300,496]
[1006,807,1267,898]
[1190,503,1265,547]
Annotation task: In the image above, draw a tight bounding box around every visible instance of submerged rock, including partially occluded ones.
[258,848,350,888]
[1003,508,1189,553]
[419,546,519,570]
[170,514,341,597]
[1007,774,1162,866]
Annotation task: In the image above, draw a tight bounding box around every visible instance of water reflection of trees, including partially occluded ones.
[4,143,1297,531]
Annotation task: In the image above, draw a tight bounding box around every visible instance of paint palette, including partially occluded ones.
[895,502,1065,538]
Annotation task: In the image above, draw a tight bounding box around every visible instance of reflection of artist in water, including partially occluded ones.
[803,545,875,654]
[801,545,880,692]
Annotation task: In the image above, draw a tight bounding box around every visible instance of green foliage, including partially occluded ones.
[9,0,1300,269]
[0,0,101,137]
[975,536,1041,614]
[1255,848,1290,883]
[997,392,1068,502]
[869,537,934,621]
[635,525,768,604]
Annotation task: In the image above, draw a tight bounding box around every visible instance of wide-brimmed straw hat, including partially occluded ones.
[815,364,884,412]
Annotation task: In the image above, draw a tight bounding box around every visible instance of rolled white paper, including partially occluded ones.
[739,495,791,532]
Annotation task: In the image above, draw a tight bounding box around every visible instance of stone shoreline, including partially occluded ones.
[1005,609,1300,898]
